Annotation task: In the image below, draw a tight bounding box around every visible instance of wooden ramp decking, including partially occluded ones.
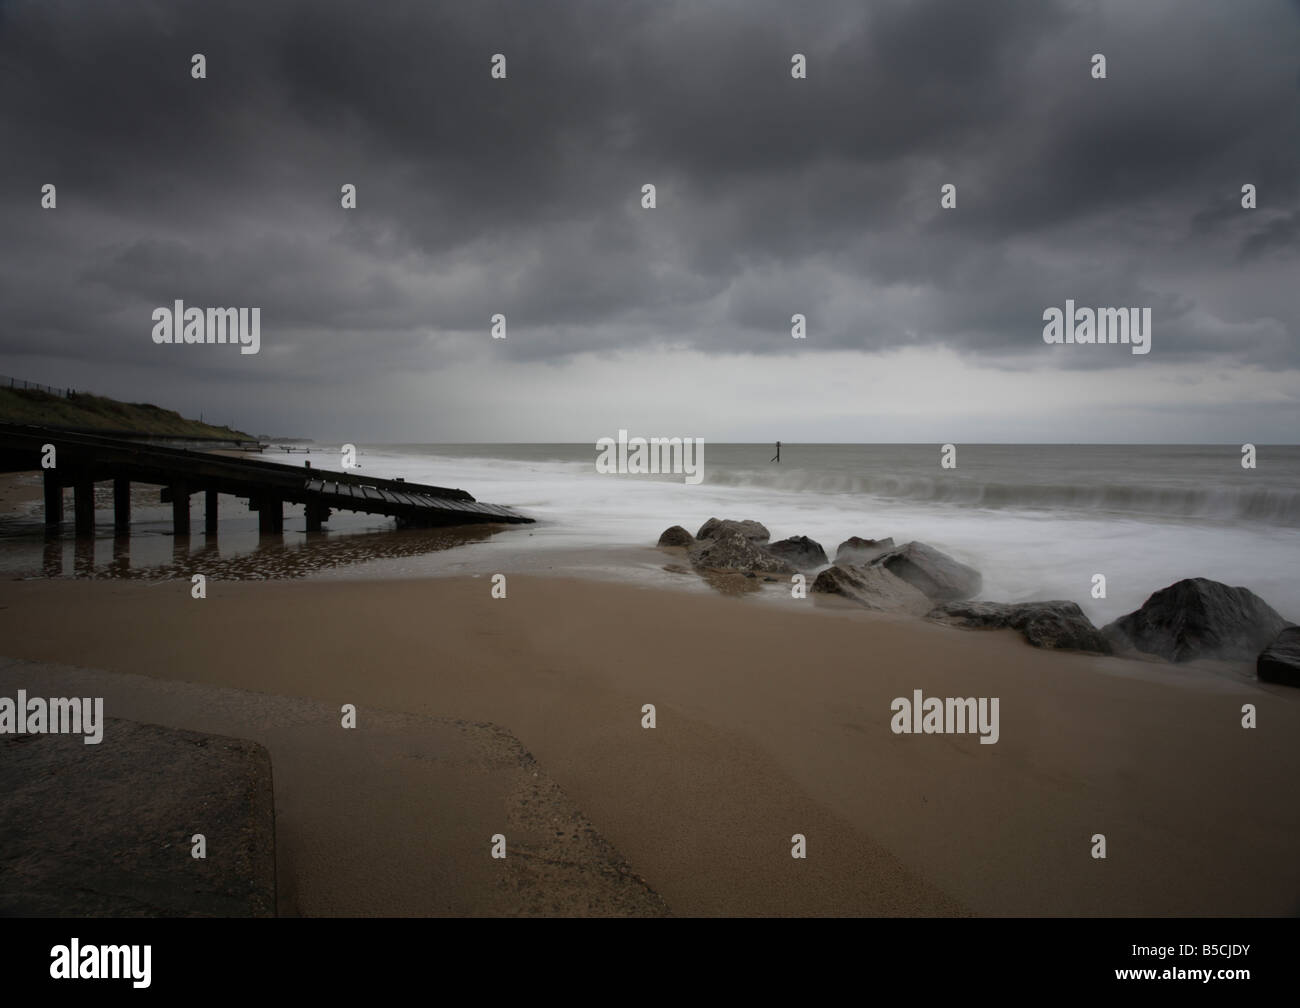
[0,421,534,535]
[302,477,527,523]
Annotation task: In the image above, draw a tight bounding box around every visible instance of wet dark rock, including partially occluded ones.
[688,530,791,574]
[695,517,770,544]
[871,541,982,603]
[656,525,694,547]
[767,535,829,570]
[928,600,1112,654]
[812,564,931,615]
[834,536,895,566]
[1103,578,1292,663]
[1257,627,1300,687]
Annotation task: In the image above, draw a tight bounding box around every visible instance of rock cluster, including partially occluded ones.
[654,521,1296,680]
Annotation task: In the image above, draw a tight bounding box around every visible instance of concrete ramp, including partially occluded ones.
[0,718,275,916]
[0,658,669,917]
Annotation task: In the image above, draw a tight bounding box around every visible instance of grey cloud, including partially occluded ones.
[0,0,1297,433]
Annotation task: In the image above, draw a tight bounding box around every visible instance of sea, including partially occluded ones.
[2,442,1297,626]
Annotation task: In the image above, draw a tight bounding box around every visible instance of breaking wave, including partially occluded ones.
[703,469,1300,526]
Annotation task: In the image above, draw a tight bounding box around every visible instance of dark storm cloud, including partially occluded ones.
[1240,208,1300,261]
[1,0,1298,388]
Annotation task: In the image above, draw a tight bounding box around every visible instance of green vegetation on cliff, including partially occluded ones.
[0,386,253,440]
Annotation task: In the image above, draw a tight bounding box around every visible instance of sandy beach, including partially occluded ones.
[2,569,1296,917]
[0,470,41,515]
[5,0,1300,957]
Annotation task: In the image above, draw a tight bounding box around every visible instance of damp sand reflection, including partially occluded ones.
[5,516,506,582]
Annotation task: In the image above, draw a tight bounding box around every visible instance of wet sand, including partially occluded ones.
[1,573,1297,916]
[0,471,41,516]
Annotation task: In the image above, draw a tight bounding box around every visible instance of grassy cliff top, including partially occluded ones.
[0,386,254,440]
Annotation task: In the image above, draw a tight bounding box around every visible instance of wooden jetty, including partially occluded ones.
[0,422,533,536]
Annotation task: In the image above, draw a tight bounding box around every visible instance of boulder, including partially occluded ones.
[656,525,694,547]
[834,536,895,566]
[1102,578,1292,663]
[928,600,1112,654]
[870,541,982,602]
[688,530,792,574]
[1257,627,1300,687]
[766,535,828,569]
[811,564,931,616]
[695,517,770,544]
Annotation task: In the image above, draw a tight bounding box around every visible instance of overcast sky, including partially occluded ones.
[1,0,1297,442]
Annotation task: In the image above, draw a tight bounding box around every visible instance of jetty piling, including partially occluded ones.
[0,422,532,538]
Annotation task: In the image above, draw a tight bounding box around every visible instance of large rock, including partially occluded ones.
[834,536,895,566]
[767,535,828,569]
[928,600,1112,654]
[1103,578,1292,663]
[657,525,694,547]
[1257,627,1300,687]
[812,564,932,616]
[695,517,770,544]
[689,530,791,574]
[870,541,981,603]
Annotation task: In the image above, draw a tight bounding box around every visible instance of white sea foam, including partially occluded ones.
[302,443,1300,626]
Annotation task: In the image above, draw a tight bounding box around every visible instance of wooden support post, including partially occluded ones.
[113,478,131,531]
[73,476,95,537]
[257,496,282,534]
[43,468,63,528]
[171,484,191,538]
[205,490,219,535]
[305,502,329,532]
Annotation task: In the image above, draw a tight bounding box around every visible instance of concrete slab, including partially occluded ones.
[0,657,670,917]
[0,717,274,916]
